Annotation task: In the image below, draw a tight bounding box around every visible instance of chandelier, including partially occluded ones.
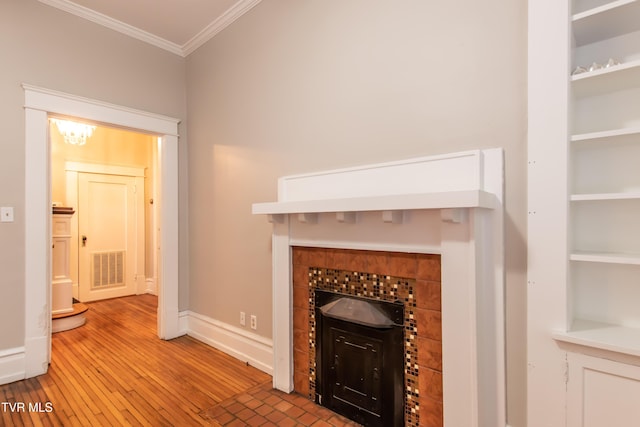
[51,119,96,146]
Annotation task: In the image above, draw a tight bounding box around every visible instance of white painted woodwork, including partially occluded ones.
[77,172,141,302]
[566,353,640,426]
[23,85,181,383]
[0,347,27,385]
[184,311,273,375]
[51,213,74,314]
[529,0,640,425]
[253,148,506,427]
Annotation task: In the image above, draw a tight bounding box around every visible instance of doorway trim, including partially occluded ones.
[23,84,181,378]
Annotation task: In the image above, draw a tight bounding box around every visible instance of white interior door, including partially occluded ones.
[78,172,143,302]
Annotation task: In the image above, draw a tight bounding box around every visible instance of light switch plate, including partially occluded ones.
[1,207,14,223]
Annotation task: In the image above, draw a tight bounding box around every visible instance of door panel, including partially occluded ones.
[78,173,138,302]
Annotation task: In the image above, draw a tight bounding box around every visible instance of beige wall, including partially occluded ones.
[186,1,527,425]
[0,0,188,349]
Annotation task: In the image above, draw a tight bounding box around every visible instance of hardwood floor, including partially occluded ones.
[0,295,272,426]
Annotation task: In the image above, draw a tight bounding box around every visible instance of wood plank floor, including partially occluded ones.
[0,295,273,426]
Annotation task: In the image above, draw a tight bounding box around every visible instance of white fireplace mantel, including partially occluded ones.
[252,149,505,427]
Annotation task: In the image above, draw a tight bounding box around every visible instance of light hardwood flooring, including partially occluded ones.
[0,295,273,426]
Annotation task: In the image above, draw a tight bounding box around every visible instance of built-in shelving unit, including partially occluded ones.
[572,0,640,45]
[529,0,640,424]
[558,0,640,358]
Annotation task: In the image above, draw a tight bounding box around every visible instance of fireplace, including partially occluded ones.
[315,288,405,426]
[253,149,506,426]
[293,249,441,426]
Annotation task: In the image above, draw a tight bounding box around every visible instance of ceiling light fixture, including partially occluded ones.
[51,118,96,146]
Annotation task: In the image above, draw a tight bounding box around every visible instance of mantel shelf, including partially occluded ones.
[252,190,499,216]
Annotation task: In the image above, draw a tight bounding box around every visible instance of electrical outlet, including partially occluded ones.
[250,315,257,330]
[240,311,246,326]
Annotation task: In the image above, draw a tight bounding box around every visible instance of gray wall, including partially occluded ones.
[0,0,189,348]
[186,1,527,425]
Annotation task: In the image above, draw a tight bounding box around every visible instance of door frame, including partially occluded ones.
[23,84,181,378]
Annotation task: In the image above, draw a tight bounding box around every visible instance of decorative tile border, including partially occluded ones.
[307,268,420,427]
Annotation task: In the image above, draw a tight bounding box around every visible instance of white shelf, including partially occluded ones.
[553,319,640,358]
[252,190,499,215]
[570,251,640,264]
[572,126,640,141]
[572,0,640,46]
[570,192,640,201]
[571,58,640,97]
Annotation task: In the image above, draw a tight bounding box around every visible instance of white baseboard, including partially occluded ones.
[0,347,26,385]
[24,335,48,378]
[178,310,189,336]
[144,278,157,295]
[184,311,273,375]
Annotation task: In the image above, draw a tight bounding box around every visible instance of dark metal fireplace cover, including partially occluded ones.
[315,290,404,427]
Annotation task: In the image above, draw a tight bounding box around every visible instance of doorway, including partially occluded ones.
[51,123,155,303]
[23,84,181,380]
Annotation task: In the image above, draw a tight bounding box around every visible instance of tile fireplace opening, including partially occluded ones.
[293,247,443,427]
[315,290,404,426]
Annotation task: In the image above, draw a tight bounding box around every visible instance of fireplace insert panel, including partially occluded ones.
[315,290,404,427]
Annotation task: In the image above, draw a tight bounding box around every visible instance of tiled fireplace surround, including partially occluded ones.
[253,149,506,426]
[292,247,443,427]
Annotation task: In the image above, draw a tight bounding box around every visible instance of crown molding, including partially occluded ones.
[181,0,262,56]
[38,0,261,57]
[39,0,184,56]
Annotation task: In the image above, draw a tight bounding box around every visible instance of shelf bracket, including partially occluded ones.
[297,213,318,224]
[268,214,285,224]
[336,212,356,223]
[441,208,467,224]
[382,210,403,224]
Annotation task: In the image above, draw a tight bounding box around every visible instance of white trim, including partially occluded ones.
[253,191,499,215]
[183,0,263,56]
[288,239,442,255]
[37,0,263,57]
[178,311,189,336]
[145,278,157,295]
[276,150,487,202]
[23,84,182,381]
[37,0,183,56]
[0,347,26,385]
[185,311,273,375]
[65,161,145,178]
[23,84,180,136]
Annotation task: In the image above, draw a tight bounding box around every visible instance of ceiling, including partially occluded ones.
[38,0,262,57]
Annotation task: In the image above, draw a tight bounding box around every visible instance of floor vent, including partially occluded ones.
[92,251,125,289]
